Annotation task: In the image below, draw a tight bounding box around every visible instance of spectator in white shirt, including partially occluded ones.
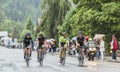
[100,37,105,61]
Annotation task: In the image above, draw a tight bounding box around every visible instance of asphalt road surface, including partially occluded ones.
[0,46,120,72]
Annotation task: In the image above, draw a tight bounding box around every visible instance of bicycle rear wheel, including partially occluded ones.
[39,51,44,66]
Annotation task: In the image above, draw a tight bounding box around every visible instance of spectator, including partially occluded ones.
[95,38,100,59]
[51,39,56,53]
[68,40,72,55]
[111,35,119,60]
[100,37,105,61]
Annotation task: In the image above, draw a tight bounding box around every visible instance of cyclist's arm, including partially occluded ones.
[37,40,39,47]
[31,40,33,44]
[66,40,69,47]
[76,41,80,48]
[59,37,62,48]
[84,40,86,46]
[43,40,46,48]
[23,39,26,47]
[23,39,25,44]
[59,42,62,48]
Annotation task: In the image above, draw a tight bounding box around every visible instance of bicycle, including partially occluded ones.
[78,47,84,67]
[60,47,66,66]
[25,47,31,67]
[38,45,44,66]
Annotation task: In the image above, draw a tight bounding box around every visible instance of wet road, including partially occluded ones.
[0,46,120,72]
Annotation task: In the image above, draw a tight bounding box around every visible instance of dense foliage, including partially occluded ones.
[0,0,41,22]
[40,0,71,39]
[0,0,42,41]
[59,0,120,43]
[1,0,120,45]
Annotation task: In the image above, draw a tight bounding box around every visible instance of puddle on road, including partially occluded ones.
[0,63,19,71]
[65,62,88,68]
[0,59,5,61]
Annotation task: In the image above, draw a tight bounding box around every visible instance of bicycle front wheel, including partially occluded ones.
[78,54,84,67]
[39,52,44,66]
[26,53,30,67]
[40,59,43,66]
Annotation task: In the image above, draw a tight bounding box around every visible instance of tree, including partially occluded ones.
[25,16,34,31]
[0,0,42,22]
[0,18,22,38]
[0,10,6,25]
[60,0,120,42]
[40,0,71,39]
[0,0,42,40]
[19,16,35,42]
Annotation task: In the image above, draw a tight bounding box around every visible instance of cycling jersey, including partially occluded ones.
[77,36,85,46]
[23,37,33,47]
[38,37,45,48]
[59,36,67,47]
[59,36,67,42]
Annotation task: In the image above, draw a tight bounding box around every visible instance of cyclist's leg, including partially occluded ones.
[24,47,27,59]
[81,46,85,56]
[44,47,46,54]
[63,47,66,59]
[60,43,65,58]
[60,48,62,58]
[43,47,45,54]
[30,47,32,57]
[59,47,64,63]
[37,47,40,59]
[63,47,66,55]
[42,48,44,55]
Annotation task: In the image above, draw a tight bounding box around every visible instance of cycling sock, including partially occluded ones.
[24,53,26,59]
[30,54,31,57]
[37,55,39,59]
[24,55,26,59]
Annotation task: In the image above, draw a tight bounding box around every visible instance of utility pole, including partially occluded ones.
[12,26,16,43]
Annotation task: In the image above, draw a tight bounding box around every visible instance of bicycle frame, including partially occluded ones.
[78,47,84,67]
[26,47,31,67]
[61,47,66,66]
[38,47,44,66]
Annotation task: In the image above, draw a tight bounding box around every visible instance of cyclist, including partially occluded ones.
[23,32,33,59]
[37,34,45,60]
[76,31,85,57]
[59,32,67,63]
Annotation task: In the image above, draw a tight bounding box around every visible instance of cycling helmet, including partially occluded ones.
[26,32,31,36]
[39,34,43,37]
[78,31,82,35]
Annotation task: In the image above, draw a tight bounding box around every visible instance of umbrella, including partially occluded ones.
[50,39,55,41]
[71,36,78,41]
[1,36,10,40]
